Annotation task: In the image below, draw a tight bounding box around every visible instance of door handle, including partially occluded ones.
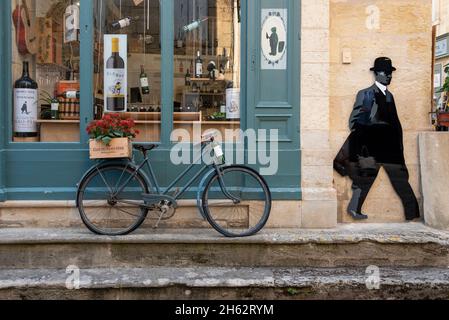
[251,50,256,71]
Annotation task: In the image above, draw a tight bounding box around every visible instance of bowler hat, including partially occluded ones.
[370,57,397,73]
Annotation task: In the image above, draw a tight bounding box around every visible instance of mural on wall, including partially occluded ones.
[261,9,287,70]
[334,57,421,221]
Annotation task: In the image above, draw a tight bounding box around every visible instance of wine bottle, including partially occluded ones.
[195,51,203,78]
[57,90,80,99]
[185,68,191,86]
[51,98,60,120]
[105,38,126,112]
[140,65,150,95]
[176,28,183,48]
[14,61,38,138]
[183,18,209,33]
[179,61,184,74]
[111,16,140,30]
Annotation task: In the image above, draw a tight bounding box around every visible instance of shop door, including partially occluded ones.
[245,0,301,198]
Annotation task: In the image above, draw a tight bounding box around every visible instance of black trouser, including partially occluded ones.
[348,163,420,220]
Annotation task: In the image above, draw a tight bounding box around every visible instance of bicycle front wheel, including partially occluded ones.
[202,166,272,237]
[77,164,149,236]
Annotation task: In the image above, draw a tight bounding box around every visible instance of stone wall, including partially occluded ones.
[330,0,433,223]
[300,0,337,228]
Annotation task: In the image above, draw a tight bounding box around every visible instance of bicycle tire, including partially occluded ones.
[77,164,149,236]
[202,165,272,237]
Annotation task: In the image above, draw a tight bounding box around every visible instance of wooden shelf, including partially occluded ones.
[184,92,225,96]
[37,113,240,143]
[202,121,240,125]
[37,119,80,124]
[37,63,71,72]
[190,78,226,82]
[126,112,201,122]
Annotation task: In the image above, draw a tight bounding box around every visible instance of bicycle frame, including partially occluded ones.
[111,142,226,205]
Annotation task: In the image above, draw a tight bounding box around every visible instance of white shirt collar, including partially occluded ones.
[375,81,387,95]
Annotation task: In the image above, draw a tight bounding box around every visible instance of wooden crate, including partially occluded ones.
[56,81,80,120]
[89,138,132,160]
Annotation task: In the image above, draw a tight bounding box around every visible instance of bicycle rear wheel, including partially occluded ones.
[77,164,149,236]
[202,166,272,237]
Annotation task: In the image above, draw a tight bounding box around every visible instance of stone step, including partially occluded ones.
[0,200,301,230]
[0,224,448,269]
[0,201,217,229]
[1,266,448,300]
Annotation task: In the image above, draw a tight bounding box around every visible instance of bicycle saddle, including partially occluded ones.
[133,144,159,153]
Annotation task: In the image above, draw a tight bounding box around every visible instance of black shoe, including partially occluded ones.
[406,216,422,223]
[348,210,368,220]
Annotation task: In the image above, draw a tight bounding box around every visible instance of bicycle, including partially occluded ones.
[76,133,272,237]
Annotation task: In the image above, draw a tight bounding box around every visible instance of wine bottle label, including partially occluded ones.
[226,89,241,120]
[140,77,149,88]
[105,68,126,98]
[196,63,203,76]
[119,18,130,28]
[14,89,38,133]
[66,91,78,99]
[51,102,59,111]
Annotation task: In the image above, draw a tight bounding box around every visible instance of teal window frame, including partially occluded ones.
[1,0,181,149]
[0,0,249,199]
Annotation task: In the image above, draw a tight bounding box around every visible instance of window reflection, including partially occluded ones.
[11,0,81,142]
[173,0,241,142]
[94,0,161,142]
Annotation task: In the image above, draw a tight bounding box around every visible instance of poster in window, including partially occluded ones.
[104,35,127,113]
[261,9,288,70]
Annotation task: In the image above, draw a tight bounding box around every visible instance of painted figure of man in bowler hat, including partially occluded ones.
[266,27,279,56]
[334,57,420,221]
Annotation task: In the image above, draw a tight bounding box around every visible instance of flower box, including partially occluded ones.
[437,111,449,127]
[89,138,132,160]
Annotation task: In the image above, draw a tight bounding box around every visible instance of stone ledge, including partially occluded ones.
[0,223,447,246]
[0,200,200,208]
[301,187,337,201]
[1,267,448,299]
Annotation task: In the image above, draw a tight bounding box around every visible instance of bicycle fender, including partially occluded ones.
[75,161,146,208]
[196,167,217,220]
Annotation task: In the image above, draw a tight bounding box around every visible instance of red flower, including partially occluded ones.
[87,113,138,142]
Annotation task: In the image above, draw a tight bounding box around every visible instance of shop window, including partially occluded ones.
[173,0,241,142]
[93,0,161,143]
[11,0,81,143]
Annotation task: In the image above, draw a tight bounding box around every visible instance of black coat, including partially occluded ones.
[334,84,405,177]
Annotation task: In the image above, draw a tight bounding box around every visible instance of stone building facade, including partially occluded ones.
[0,0,434,229]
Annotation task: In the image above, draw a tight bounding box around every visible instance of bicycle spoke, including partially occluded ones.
[202,167,271,237]
[113,164,130,194]
[113,204,145,218]
[78,165,148,236]
[95,167,114,194]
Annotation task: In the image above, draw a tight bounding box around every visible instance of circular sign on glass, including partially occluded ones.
[261,9,287,70]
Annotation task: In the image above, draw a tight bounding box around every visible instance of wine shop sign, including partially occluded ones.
[261,9,288,70]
